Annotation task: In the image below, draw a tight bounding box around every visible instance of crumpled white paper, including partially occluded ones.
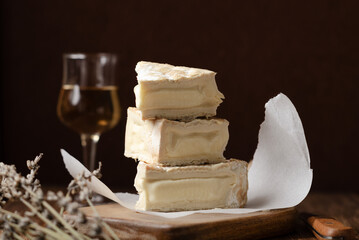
[61,93,313,218]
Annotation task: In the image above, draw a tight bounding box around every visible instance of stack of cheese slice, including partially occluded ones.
[125,61,248,212]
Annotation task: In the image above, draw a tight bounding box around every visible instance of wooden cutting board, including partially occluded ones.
[73,204,297,240]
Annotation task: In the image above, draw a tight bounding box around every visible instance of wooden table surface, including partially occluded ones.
[273,192,359,240]
[2,192,359,239]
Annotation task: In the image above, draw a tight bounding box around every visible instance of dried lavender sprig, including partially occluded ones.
[1,155,119,239]
[21,185,85,239]
[0,208,54,236]
[65,162,119,239]
[85,197,119,240]
[42,201,84,239]
[20,198,74,240]
[7,222,47,240]
[1,156,73,239]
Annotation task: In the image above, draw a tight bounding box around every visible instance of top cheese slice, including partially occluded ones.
[134,61,224,120]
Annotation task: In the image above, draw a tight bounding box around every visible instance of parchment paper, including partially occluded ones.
[61,93,313,218]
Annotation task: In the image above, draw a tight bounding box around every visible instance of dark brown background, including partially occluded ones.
[1,0,358,192]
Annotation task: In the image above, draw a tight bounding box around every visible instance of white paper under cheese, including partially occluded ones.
[61,93,313,218]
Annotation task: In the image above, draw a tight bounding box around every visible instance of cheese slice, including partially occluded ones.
[134,61,224,120]
[124,107,229,166]
[134,159,248,212]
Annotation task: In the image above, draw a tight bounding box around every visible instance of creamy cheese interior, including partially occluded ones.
[143,176,235,205]
[134,82,223,110]
[124,112,147,158]
[164,130,226,159]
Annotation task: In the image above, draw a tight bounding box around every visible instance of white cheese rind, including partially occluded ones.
[124,107,229,166]
[134,159,248,212]
[134,61,224,120]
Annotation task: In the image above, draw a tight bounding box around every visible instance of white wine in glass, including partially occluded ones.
[57,53,120,171]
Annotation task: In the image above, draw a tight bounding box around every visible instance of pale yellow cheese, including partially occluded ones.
[124,107,229,166]
[134,159,248,212]
[134,61,224,120]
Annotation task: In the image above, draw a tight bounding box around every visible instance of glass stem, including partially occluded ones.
[81,134,100,171]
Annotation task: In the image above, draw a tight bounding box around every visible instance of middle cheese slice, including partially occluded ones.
[124,107,229,166]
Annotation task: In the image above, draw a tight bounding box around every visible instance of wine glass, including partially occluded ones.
[57,53,120,171]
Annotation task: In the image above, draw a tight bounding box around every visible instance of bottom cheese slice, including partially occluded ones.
[134,159,248,212]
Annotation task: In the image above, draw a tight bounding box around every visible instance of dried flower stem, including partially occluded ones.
[42,201,85,240]
[2,218,33,240]
[22,184,84,239]
[11,232,25,240]
[0,208,59,239]
[6,222,27,239]
[59,191,71,216]
[20,198,74,240]
[43,201,89,239]
[21,177,91,240]
[1,154,119,239]
[7,222,42,240]
[85,197,119,240]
